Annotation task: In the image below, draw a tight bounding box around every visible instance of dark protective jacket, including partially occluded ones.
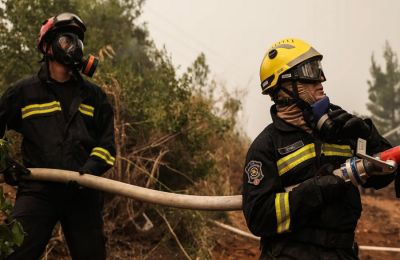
[242,105,394,248]
[0,63,116,189]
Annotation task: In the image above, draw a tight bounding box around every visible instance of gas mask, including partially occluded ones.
[50,32,98,77]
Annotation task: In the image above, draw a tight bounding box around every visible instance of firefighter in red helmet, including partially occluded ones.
[0,13,114,259]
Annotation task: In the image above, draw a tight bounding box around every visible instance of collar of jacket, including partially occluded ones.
[37,62,84,86]
[270,105,304,132]
[37,62,88,98]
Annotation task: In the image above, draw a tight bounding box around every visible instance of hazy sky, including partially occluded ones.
[140,0,400,140]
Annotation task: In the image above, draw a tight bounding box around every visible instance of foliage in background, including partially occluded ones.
[0,128,24,258]
[0,0,248,258]
[0,187,24,259]
[367,42,400,145]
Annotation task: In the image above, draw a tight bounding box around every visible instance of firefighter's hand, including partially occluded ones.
[315,175,347,203]
[78,166,96,175]
[1,158,30,186]
[78,168,86,175]
[295,164,346,203]
[328,108,370,140]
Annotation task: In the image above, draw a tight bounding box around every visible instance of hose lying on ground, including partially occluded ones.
[210,220,400,253]
[1,168,242,211]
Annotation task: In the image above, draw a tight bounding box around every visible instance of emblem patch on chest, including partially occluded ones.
[245,160,264,185]
[278,140,305,155]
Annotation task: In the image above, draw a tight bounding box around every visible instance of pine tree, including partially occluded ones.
[367,42,400,145]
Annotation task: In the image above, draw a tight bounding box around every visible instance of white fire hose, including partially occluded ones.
[1,168,242,211]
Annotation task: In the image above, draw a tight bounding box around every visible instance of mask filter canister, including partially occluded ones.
[311,96,332,131]
[81,55,99,77]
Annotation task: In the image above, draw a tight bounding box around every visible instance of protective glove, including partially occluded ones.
[295,164,347,203]
[1,158,30,186]
[66,167,87,190]
[327,107,371,140]
[78,167,86,175]
[315,175,347,203]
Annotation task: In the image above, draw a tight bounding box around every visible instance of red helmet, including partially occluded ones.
[38,12,86,53]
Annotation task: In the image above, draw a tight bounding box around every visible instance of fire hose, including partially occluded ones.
[0,139,399,210]
[0,168,243,211]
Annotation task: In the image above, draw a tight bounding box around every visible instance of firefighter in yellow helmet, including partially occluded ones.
[242,38,395,259]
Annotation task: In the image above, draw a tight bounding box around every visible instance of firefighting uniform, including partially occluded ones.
[242,105,395,260]
[0,63,115,260]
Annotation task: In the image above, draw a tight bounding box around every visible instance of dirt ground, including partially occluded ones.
[2,183,400,260]
[211,185,400,260]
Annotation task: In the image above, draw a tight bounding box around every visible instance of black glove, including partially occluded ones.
[316,175,347,203]
[78,168,86,175]
[67,167,87,190]
[1,158,30,186]
[327,107,371,140]
[295,164,347,203]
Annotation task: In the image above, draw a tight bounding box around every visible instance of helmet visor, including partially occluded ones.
[296,59,325,82]
[54,13,86,32]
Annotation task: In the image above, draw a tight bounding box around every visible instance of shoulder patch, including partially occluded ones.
[245,160,264,186]
[278,140,304,155]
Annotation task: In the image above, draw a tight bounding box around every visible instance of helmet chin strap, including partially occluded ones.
[273,81,317,128]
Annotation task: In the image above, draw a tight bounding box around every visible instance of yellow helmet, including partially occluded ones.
[259,38,323,95]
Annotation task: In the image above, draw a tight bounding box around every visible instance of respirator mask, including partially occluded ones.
[50,32,98,77]
[283,58,337,136]
[303,96,342,140]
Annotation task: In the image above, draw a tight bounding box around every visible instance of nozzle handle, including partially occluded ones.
[380,146,400,163]
[356,138,397,173]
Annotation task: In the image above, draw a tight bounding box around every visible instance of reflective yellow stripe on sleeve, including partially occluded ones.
[275,192,290,233]
[21,101,62,119]
[90,147,115,166]
[79,104,95,117]
[322,143,353,157]
[277,143,315,176]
